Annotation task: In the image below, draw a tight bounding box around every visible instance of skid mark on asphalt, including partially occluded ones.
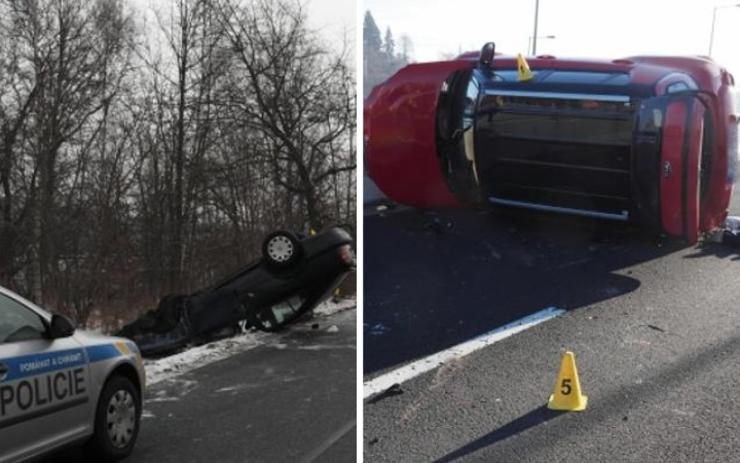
[401,359,468,423]
[363,307,565,399]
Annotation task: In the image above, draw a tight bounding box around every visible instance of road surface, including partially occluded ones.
[45,309,357,463]
[364,194,740,462]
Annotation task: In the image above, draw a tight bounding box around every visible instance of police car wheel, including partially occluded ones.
[262,231,302,268]
[89,375,141,461]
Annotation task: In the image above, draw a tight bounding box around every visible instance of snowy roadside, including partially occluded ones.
[144,296,356,386]
[312,296,357,317]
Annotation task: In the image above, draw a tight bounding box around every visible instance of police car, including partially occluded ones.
[0,286,145,462]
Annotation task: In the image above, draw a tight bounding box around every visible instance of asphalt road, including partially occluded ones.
[45,308,357,463]
[364,194,740,462]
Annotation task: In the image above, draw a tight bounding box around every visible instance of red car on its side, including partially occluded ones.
[365,43,739,243]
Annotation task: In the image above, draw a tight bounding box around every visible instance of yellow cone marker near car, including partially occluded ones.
[516,53,535,81]
[547,351,588,411]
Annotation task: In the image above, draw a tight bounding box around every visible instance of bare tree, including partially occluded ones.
[0,1,40,286]
[0,0,356,328]
[217,0,355,230]
[0,0,134,311]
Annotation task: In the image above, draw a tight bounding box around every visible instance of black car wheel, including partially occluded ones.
[262,231,302,268]
[88,375,141,462]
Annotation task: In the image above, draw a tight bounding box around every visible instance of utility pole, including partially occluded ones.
[709,5,719,56]
[529,35,555,56]
[709,4,740,56]
[532,0,540,56]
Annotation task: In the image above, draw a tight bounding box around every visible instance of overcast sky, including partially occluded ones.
[130,0,355,55]
[364,0,740,76]
[306,0,356,45]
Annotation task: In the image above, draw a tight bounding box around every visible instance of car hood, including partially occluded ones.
[74,329,136,349]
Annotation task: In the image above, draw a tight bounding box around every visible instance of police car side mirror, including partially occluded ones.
[49,314,76,339]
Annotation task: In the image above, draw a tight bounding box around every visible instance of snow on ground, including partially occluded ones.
[144,296,356,386]
[144,333,268,385]
[312,296,356,317]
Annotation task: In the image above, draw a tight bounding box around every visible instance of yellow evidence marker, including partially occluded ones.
[547,351,588,411]
[516,53,535,81]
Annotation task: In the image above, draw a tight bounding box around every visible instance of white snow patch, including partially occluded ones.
[146,378,199,402]
[147,395,179,403]
[313,297,356,317]
[144,333,267,385]
[326,325,339,333]
[296,344,355,351]
[142,296,356,386]
[216,386,239,393]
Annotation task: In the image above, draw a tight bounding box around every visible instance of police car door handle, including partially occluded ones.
[0,363,8,382]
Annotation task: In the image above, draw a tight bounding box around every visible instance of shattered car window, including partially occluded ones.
[270,295,306,325]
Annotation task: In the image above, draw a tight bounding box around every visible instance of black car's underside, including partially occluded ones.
[117,227,354,356]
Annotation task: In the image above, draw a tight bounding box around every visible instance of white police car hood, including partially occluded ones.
[74,329,132,347]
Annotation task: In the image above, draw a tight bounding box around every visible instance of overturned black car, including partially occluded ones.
[118,227,355,356]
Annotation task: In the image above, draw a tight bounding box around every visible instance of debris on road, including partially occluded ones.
[721,216,740,247]
[366,323,390,336]
[368,383,404,404]
[707,216,740,247]
[424,216,454,234]
[644,324,666,333]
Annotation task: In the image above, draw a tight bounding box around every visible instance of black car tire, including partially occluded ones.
[87,375,141,462]
[262,230,303,268]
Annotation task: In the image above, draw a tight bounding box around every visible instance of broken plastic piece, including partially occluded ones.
[722,216,740,247]
[367,383,404,404]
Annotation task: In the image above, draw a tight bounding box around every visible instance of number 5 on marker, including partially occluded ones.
[560,378,571,395]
